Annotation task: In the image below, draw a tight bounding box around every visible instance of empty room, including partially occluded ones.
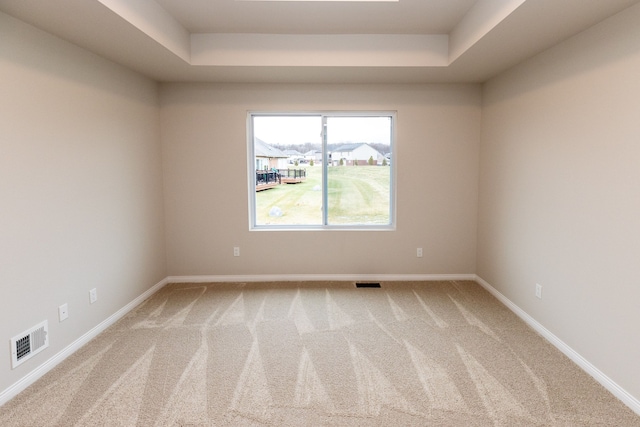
[1,0,639,425]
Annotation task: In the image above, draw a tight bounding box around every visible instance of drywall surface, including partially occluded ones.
[0,12,166,393]
[160,83,481,277]
[478,3,640,401]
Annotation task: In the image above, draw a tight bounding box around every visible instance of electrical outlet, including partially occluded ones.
[89,288,97,304]
[233,247,240,257]
[417,248,423,258]
[535,283,542,299]
[59,303,69,322]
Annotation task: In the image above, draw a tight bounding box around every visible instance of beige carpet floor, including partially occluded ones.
[1,280,639,426]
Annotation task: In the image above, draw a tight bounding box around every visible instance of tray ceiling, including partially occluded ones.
[1,0,638,83]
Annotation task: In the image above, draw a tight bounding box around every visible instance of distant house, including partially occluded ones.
[255,138,289,170]
[330,143,384,166]
[282,149,304,164]
[304,149,322,164]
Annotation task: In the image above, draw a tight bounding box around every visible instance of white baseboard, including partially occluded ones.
[166,273,477,283]
[475,275,640,416]
[0,277,170,407]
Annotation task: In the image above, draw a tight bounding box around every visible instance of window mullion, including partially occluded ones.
[322,116,328,226]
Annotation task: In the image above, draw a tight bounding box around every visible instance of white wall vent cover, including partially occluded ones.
[10,320,49,369]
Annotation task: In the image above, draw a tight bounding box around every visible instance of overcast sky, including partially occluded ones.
[253,115,391,147]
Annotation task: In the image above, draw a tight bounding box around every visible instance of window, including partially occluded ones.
[248,112,395,230]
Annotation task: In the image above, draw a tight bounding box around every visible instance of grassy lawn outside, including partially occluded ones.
[255,165,391,225]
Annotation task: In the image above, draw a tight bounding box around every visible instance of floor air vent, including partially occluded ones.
[11,320,49,369]
[355,282,381,288]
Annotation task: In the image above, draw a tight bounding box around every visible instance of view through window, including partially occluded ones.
[249,112,394,229]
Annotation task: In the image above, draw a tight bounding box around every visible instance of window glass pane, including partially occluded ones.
[250,112,394,229]
[326,116,392,225]
[253,116,323,225]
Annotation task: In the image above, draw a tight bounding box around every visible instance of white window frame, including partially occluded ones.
[247,111,397,231]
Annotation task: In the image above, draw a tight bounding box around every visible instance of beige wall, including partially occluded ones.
[478,3,640,400]
[0,12,166,393]
[160,83,481,277]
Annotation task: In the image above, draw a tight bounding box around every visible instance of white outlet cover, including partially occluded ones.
[89,288,97,304]
[58,303,69,321]
[535,284,542,299]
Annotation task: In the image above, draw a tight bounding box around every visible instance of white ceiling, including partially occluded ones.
[1,0,639,84]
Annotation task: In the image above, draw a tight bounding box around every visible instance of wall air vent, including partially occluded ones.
[10,320,49,369]
[355,282,381,288]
